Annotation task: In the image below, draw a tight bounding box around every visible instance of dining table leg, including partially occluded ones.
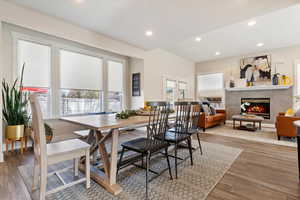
[109,129,119,185]
[80,128,123,195]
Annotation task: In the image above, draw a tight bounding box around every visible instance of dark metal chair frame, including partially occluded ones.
[164,101,203,178]
[117,102,173,200]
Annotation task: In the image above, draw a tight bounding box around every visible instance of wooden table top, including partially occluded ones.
[61,113,176,131]
[61,114,152,131]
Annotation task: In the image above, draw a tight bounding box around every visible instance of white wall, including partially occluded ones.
[0,23,3,162]
[144,49,195,101]
[196,45,300,83]
[129,58,144,109]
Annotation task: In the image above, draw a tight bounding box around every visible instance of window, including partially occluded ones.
[165,79,177,107]
[197,73,224,91]
[17,40,51,118]
[60,50,103,115]
[178,81,188,99]
[107,60,124,112]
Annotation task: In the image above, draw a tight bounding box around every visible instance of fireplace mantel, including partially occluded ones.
[226,85,292,92]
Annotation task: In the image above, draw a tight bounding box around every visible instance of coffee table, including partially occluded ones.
[232,114,264,131]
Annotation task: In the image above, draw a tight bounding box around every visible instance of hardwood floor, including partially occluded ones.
[0,133,299,200]
[201,134,300,200]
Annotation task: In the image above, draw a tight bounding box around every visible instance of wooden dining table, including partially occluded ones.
[61,113,172,195]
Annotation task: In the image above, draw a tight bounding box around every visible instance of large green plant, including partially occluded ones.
[2,63,29,126]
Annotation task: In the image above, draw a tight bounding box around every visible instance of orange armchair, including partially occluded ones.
[275,112,300,140]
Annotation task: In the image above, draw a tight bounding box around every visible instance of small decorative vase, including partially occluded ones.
[272,74,279,85]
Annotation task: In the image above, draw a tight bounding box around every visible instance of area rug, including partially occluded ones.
[18,141,242,200]
[207,124,297,148]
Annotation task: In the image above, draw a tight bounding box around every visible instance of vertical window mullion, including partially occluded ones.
[51,46,60,118]
[102,58,109,112]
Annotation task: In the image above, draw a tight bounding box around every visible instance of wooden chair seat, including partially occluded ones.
[47,139,90,156]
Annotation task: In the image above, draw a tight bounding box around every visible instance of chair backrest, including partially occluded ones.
[189,102,201,130]
[29,93,47,162]
[173,101,191,134]
[146,101,170,140]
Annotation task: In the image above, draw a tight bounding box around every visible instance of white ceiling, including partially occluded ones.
[7,0,300,62]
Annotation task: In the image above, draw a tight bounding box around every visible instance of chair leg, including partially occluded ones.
[187,138,193,166]
[20,138,24,154]
[165,147,173,180]
[85,149,90,189]
[5,139,9,153]
[196,133,203,155]
[11,140,15,153]
[39,165,47,200]
[277,136,281,140]
[74,158,79,177]
[25,136,28,151]
[174,143,178,179]
[117,147,125,175]
[32,159,39,191]
[146,152,151,200]
[203,128,206,132]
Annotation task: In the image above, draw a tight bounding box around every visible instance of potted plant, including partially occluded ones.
[2,64,29,140]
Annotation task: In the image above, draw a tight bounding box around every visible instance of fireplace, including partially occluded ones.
[241,98,270,119]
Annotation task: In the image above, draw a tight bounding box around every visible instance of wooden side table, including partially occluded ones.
[5,136,28,154]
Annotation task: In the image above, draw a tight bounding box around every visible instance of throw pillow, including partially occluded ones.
[210,106,216,115]
[202,104,211,115]
[295,109,300,117]
[285,108,295,117]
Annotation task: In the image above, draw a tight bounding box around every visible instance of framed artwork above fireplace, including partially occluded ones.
[240,55,271,83]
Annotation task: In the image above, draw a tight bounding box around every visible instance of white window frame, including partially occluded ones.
[12,31,127,118]
[197,72,224,92]
[106,59,126,112]
[162,76,189,101]
[12,32,53,118]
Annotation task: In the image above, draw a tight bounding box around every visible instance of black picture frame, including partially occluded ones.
[132,73,141,96]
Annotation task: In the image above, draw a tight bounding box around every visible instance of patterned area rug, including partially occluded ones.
[18,141,242,200]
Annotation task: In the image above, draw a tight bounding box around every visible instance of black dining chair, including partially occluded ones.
[117,102,173,200]
[169,102,203,154]
[158,101,193,179]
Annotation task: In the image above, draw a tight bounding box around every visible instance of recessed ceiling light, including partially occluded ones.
[195,37,202,42]
[215,52,221,56]
[248,20,257,26]
[145,30,153,36]
[257,43,264,47]
[75,0,84,3]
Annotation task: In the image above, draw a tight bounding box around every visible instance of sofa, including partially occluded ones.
[198,109,226,131]
[275,112,299,140]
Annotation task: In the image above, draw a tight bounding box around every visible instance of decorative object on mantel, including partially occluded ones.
[272,62,283,85]
[229,71,235,88]
[280,75,292,86]
[240,55,271,86]
[2,63,29,154]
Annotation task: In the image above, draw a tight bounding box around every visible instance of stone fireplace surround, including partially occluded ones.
[225,87,293,123]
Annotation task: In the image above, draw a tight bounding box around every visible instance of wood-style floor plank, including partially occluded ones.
[201,134,300,200]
